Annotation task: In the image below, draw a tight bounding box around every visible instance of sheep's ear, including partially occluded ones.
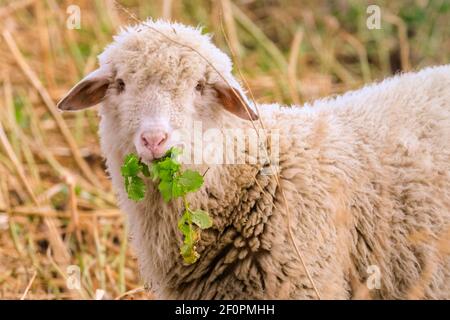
[214,83,258,121]
[57,68,111,111]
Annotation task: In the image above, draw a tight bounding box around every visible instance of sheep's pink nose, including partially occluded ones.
[140,131,168,154]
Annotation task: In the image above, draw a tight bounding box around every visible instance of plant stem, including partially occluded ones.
[182,195,194,248]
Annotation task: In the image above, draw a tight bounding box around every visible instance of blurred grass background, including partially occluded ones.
[0,0,448,299]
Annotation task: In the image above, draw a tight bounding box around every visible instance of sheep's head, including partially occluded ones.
[57,20,258,162]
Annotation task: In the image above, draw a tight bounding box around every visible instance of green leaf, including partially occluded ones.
[180,243,199,264]
[191,209,213,229]
[178,170,204,193]
[171,178,184,199]
[121,154,141,177]
[178,221,190,236]
[158,167,175,182]
[158,180,173,202]
[141,163,150,177]
[127,176,146,201]
[159,157,180,173]
[168,146,182,160]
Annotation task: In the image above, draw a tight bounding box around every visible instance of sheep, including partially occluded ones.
[57,19,450,300]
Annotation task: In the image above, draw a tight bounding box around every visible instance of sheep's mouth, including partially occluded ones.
[138,143,185,165]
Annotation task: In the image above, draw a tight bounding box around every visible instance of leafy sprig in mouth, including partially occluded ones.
[121,147,212,264]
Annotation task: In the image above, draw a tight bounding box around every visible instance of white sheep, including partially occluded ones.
[57,19,450,299]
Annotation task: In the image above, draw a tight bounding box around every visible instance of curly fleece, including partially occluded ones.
[93,20,450,299]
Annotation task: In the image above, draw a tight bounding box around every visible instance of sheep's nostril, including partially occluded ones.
[157,133,167,146]
[141,135,149,147]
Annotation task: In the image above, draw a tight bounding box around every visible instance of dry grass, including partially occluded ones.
[0,0,449,300]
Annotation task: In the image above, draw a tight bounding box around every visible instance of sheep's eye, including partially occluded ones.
[195,82,204,93]
[116,78,125,93]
